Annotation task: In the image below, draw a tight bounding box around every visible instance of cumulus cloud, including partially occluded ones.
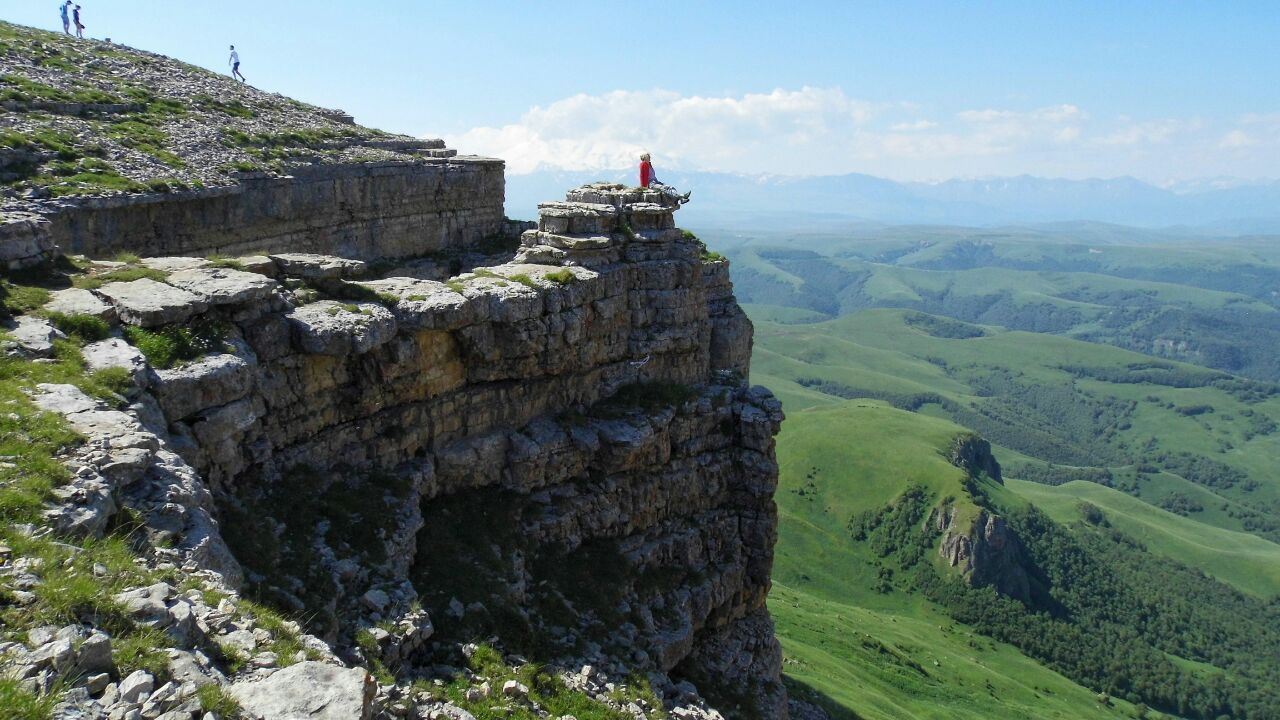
[450,87,879,175]
[1219,130,1256,149]
[444,87,1278,180]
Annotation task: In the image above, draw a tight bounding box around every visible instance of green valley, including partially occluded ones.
[721,230,1280,719]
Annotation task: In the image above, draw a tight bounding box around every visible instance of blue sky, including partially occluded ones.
[4,1,1278,182]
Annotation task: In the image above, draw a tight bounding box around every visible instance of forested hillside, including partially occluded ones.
[713,225,1280,720]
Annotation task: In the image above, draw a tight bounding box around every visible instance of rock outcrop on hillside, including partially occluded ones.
[3,174,789,718]
[935,434,1031,601]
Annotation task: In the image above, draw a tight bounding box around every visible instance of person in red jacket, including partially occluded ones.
[639,153,690,204]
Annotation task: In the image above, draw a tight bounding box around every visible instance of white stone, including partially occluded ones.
[229,661,374,720]
[118,669,155,703]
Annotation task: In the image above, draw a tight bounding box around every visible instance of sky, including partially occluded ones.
[3,1,1278,183]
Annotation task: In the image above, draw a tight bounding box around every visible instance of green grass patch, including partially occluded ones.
[0,678,62,720]
[544,269,576,285]
[196,685,241,716]
[72,267,167,289]
[193,94,256,119]
[45,312,109,343]
[121,319,229,370]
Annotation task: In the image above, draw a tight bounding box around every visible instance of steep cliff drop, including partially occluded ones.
[11,176,791,718]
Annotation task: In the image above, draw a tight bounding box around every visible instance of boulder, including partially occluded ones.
[118,669,155,703]
[229,661,375,720]
[96,279,209,327]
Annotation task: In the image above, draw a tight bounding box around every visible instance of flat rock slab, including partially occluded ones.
[140,257,210,273]
[82,338,151,388]
[229,662,374,720]
[44,287,117,322]
[3,315,65,357]
[96,279,209,327]
[286,301,397,355]
[165,268,278,305]
[270,253,367,280]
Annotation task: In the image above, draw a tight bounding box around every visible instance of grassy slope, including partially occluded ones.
[754,308,1280,554]
[772,402,1137,720]
[1006,479,1280,597]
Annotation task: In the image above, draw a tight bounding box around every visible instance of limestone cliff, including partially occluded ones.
[8,178,789,719]
[933,434,1031,602]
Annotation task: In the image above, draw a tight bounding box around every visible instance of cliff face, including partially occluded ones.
[21,181,788,718]
[2,157,507,268]
[934,434,1031,602]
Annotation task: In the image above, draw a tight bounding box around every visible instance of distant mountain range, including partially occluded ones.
[505,169,1280,234]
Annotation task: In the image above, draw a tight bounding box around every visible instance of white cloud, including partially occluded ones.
[449,87,879,175]
[1219,129,1256,148]
[1093,119,1187,146]
[890,119,939,132]
[444,88,1279,181]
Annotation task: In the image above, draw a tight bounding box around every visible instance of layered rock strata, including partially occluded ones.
[23,183,787,718]
[1,155,506,268]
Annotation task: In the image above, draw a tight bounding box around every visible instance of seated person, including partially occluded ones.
[639,153,690,204]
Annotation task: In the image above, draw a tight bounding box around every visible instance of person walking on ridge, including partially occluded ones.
[638,153,690,205]
[60,1,72,35]
[229,45,246,82]
[72,4,84,39]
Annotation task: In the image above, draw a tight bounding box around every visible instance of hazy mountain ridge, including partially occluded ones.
[506,170,1280,233]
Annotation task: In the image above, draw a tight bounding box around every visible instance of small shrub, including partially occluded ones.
[114,253,141,265]
[508,274,539,289]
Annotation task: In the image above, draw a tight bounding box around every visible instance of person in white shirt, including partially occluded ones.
[229,45,246,82]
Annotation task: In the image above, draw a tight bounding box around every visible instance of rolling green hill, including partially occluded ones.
[774,402,1140,720]
[718,233,1280,382]
[747,302,1280,719]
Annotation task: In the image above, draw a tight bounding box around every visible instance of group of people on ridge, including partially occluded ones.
[58,1,84,39]
[55,4,247,84]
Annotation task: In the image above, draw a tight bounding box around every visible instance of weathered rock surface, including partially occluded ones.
[3,315,64,357]
[16,183,785,719]
[165,267,279,305]
[82,338,151,388]
[96,278,209,327]
[229,662,374,720]
[44,287,117,322]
